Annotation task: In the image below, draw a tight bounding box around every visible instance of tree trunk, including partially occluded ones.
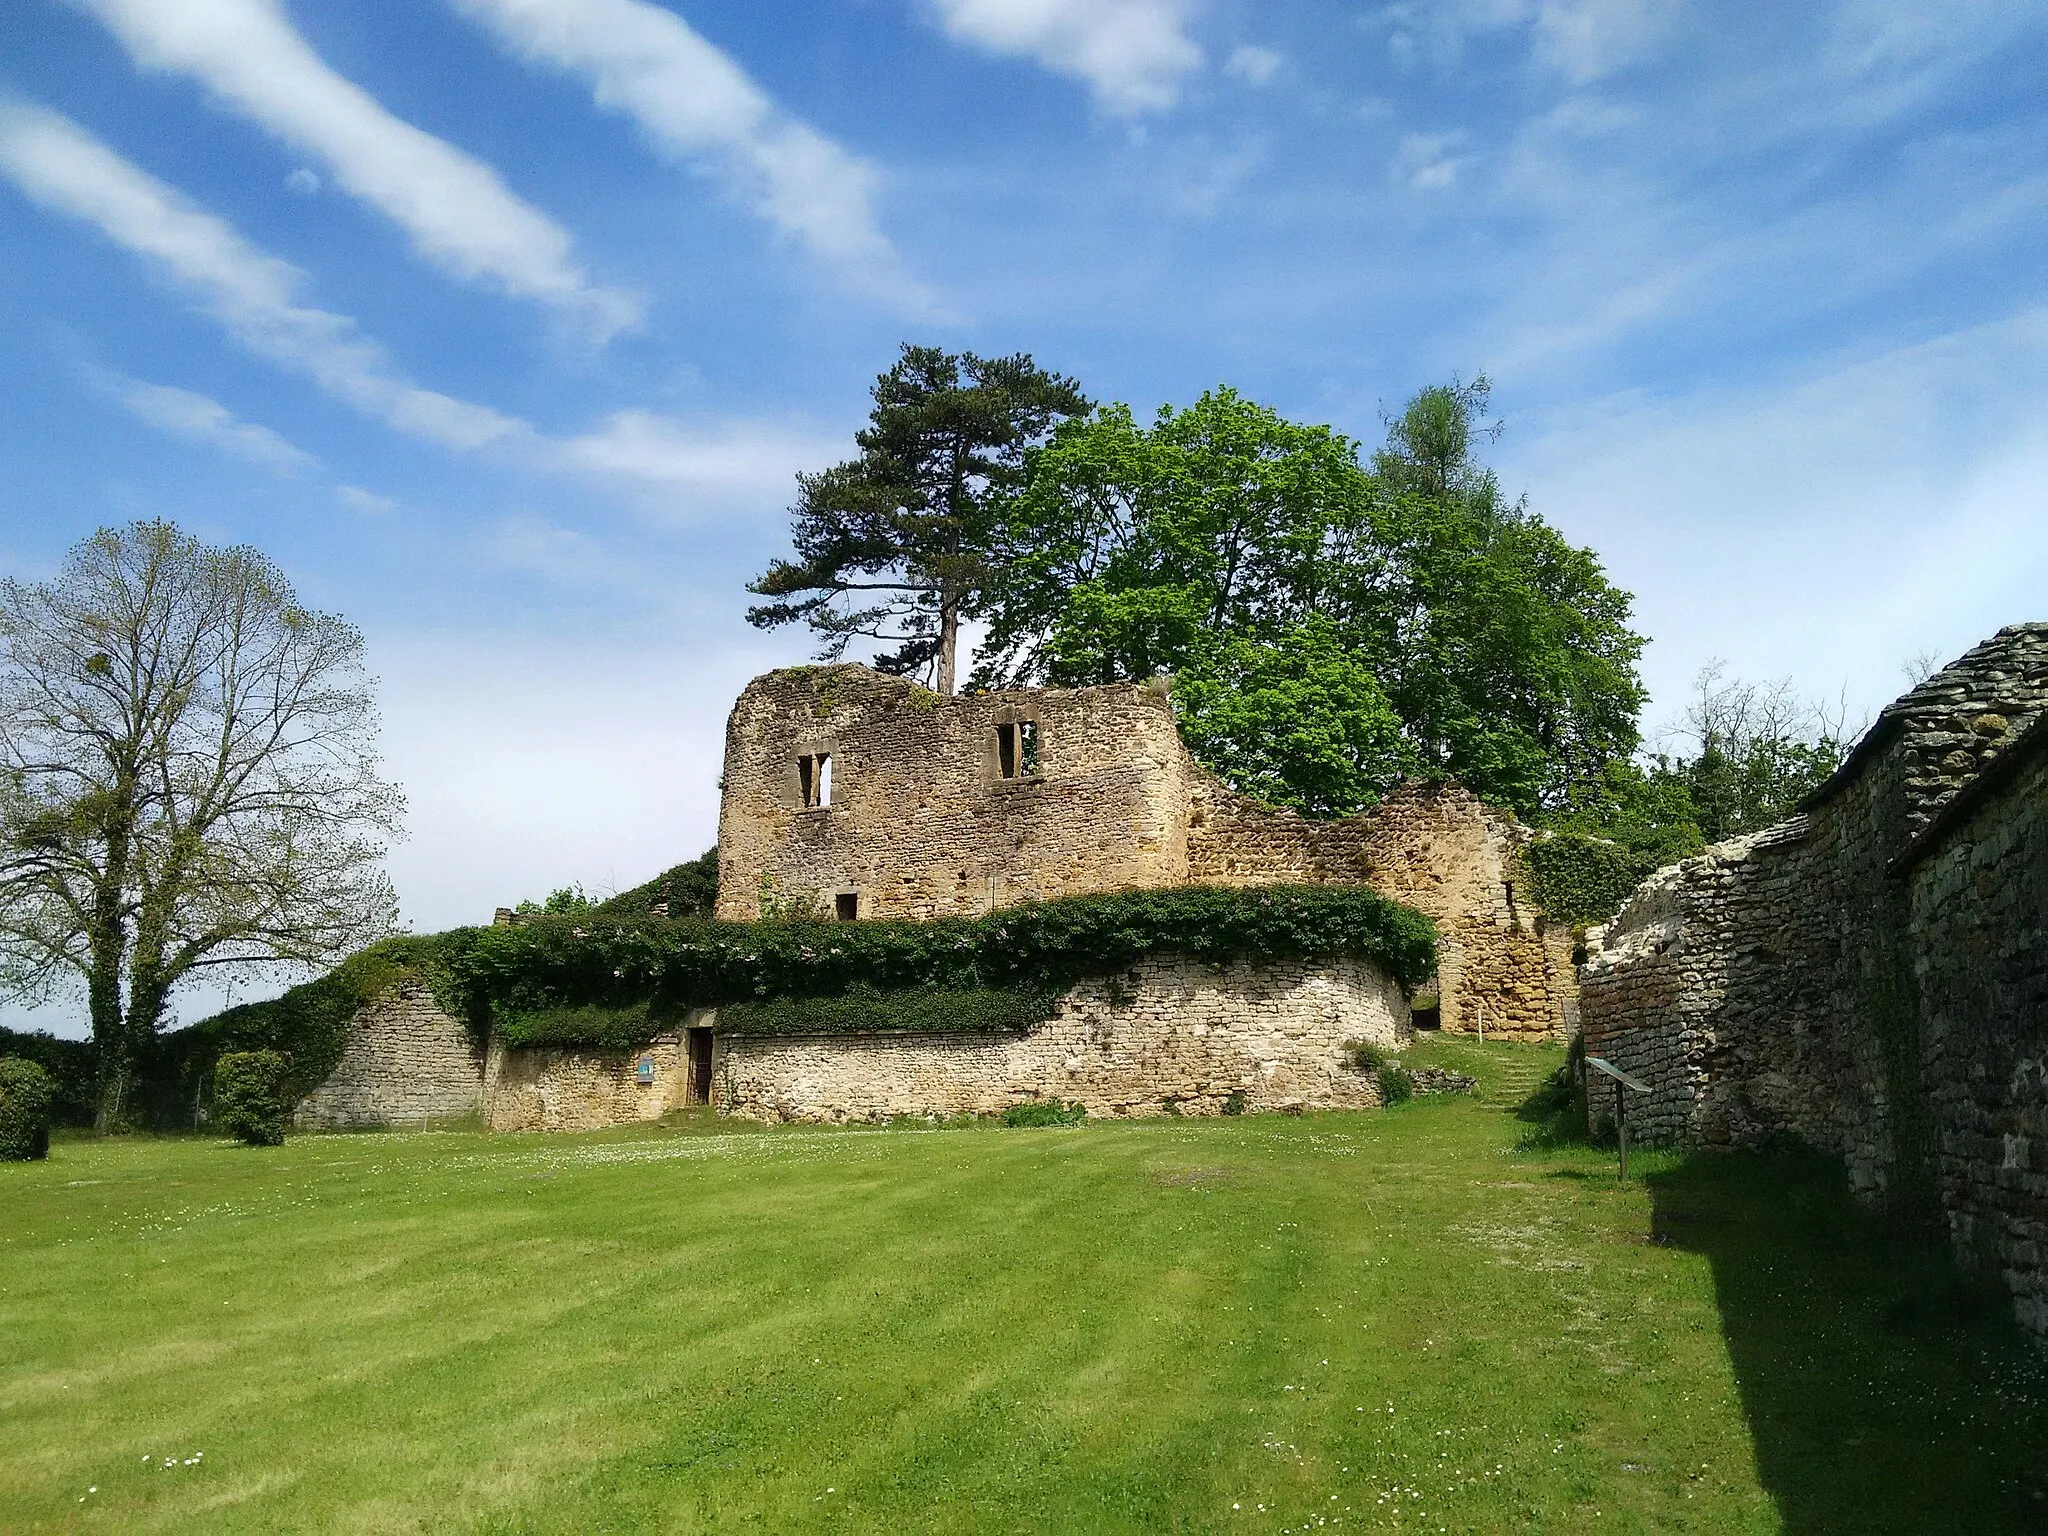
[937,599,960,696]
[87,880,130,1132]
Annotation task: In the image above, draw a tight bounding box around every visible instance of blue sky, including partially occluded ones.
[4,0,2047,1033]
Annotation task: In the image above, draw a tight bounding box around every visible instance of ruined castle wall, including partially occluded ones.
[715,954,1407,1124]
[1577,622,2048,1338]
[293,981,483,1129]
[1189,777,1573,1040]
[480,1028,699,1133]
[1909,724,2048,1336]
[1580,623,2048,1187]
[715,668,1191,920]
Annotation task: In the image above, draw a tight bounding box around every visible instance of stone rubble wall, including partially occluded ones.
[1909,722,2048,1336]
[1187,777,1574,1041]
[293,981,483,1129]
[715,954,1407,1124]
[1577,621,2048,1338]
[714,664,1575,1039]
[715,667,1191,921]
[481,1027,700,1133]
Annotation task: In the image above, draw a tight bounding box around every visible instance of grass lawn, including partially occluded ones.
[3,1038,2044,1533]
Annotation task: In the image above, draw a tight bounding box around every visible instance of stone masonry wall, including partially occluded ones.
[294,981,483,1129]
[716,667,1191,921]
[715,954,1407,1124]
[1908,721,2048,1336]
[1188,778,1574,1040]
[1577,621,2048,1339]
[715,664,1574,1039]
[481,1027,700,1133]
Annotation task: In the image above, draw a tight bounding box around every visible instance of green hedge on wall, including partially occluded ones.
[718,987,1058,1038]
[191,883,1437,1062]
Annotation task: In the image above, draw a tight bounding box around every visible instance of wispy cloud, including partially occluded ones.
[448,0,923,306]
[1375,0,1676,81]
[1223,45,1284,88]
[926,0,1202,115]
[0,100,522,450]
[89,367,318,472]
[0,103,833,509]
[1395,130,1468,188]
[74,0,638,339]
[561,410,839,501]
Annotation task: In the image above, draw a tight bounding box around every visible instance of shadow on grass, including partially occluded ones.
[1645,1150,2048,1535]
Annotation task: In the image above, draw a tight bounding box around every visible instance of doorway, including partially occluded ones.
[687,1027,714,1106]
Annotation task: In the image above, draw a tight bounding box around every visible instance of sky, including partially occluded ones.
[3,0,2046,1037]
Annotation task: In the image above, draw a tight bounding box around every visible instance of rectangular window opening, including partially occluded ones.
[1018,719,1040,776]
[996,722,1017,779]
[835,892,859,922]
[798,752,833,808]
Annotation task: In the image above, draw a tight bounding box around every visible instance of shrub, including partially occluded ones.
[1222,1090,1247,1116]
[0,1057,57,1160]
[0,1028,93,1127]
[214,1051,292,1146]
[1002,1098,1087,1127]
[1344,1040,1412,1106]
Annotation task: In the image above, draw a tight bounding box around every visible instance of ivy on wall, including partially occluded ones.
[173,883,1436,1073]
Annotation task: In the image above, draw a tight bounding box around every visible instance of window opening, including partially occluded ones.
[798,752,832,808]
[996,721,1040,780]
[835,892,859,922]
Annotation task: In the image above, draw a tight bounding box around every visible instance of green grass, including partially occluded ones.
[2,1039,2043,1533]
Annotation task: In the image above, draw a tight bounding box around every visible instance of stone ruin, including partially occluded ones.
[298,661,1577,1132]
[1581,622,2048,1340]
[716,664,1578,1040]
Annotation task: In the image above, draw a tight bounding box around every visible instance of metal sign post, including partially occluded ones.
[1585,1056,1651,1180]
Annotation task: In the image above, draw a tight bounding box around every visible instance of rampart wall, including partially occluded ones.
[293,954,1406,1132]
[715,954,1407,1124]
[293,982,482,1130]
[1578,622,2048,1336]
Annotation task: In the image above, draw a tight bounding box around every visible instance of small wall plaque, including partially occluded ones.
[635,1056,656,1086]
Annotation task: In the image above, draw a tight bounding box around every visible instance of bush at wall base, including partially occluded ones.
[0,1057,57,1160]
[213,1051,293,1147]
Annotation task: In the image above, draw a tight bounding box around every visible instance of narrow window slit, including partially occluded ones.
[798,752,832,808]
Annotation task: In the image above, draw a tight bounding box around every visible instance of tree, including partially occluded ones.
[1666,663,1852,842]
[0,521,404,1127]
[1172,620,1415,817]
[748,345,1089,694]
[980,381,1646,817]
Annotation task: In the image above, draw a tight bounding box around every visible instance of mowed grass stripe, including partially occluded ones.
[3,1039,2044,1532]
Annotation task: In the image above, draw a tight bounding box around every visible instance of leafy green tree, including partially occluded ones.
[0,521,403,1127]
[749,345,1089,694]
[1172,621,1414,817]
[981,381,1645,817]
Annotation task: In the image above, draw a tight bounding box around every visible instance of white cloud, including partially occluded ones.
[1501,309,2048,733]
[448,0,922,305]
[926,0,1201,115]
[1396,130,1469,188]
[336,484,396,514]
[0,101,524,451]
[1530,0,1678,84]
[1376,0,1674,83]
[1223,45,1283,87]
[283,166,319,195]
[90,368,317,472]
[75,0,637,338]
[560,410,838,501]
[1,103,836,510]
